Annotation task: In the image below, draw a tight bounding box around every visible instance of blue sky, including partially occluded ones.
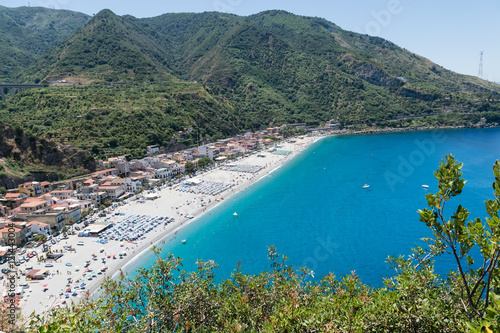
[3,0,500,82]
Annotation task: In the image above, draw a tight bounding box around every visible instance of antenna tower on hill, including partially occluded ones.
[478,51,484,79]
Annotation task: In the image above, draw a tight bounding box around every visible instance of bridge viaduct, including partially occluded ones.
[0,83,44,101]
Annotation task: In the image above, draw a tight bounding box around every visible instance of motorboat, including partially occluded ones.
[422,185,429,188]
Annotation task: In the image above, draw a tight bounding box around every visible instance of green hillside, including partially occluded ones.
[0,8,499,161]
[0,5,90,82]
[24,9,174,82]
[0,82,240,160]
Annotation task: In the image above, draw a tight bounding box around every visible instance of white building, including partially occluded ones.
[198,145,215,160]
[125,178,142,192]
[147,145,160,155]
[30,221,51,236]
[154,168,173,180]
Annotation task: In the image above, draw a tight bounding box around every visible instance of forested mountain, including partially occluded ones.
[0,5,90,82]
[1,7,499,163]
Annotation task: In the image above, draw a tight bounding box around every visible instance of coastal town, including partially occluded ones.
[0,123,331,318]
[1,119,491,321]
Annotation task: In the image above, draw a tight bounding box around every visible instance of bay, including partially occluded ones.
[126,127,500,286]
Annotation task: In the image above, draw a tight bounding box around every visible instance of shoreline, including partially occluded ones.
[341,123,499,136]
[16,134,325,320]
[113,134,324,279]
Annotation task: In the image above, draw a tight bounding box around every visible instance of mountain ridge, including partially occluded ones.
[0,7,499,166]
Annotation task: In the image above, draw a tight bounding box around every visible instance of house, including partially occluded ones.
[51,204,81,225]
[156,160,185,176]
[129,160,143,171]
[75,191,108,208]
[57,199,92,212]
[0,205,8,217]
[141,156,160,167]
[0,224,27,247]
[25,210,64,233]
[147,145,160,155]
[18,181,42,197]
[97,185,126,200]
[154,168,172,180]
[29,221,51,236]
[92,168,119,178]
[48,190,73,200]
[124,178,142,192]
[116,161,130,174]
[13,221,32,241]
[39,182,52,194]
[0,193,27,209]
[20,200,49,214]
[108,156,127,165]
[83,178,99,186]
[198,145,216,160]
[107,178,126,187]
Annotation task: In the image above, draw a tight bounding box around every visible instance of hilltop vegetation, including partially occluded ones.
[0,121,96,186]
[0,82,240,160]
[0,5,89,82]
[0,7,499,164]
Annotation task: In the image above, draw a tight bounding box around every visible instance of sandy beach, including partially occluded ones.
[9,135,323,320]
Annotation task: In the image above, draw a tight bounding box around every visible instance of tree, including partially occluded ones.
[417,154,500,319]
[185,161,196,173]
[33,234,47,243]
[198,157,212,169]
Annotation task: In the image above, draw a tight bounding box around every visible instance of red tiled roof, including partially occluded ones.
[4,193,23,198]
[24,197,43,203]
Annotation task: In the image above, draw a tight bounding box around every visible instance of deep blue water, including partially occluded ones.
[126,127,500,286]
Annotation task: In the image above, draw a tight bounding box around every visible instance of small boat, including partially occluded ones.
[362,184,370,189]
[422,185,429,188]
[181,239,187,244]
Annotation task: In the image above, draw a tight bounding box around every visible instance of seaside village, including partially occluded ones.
[0,124,333,306]
[0,125,294,242]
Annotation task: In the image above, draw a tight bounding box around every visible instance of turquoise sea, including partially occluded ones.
[127,127,500,286]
